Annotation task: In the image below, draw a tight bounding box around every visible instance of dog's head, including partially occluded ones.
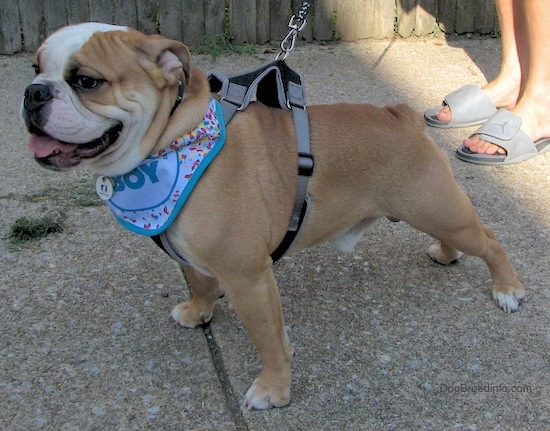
[22,23,197,176]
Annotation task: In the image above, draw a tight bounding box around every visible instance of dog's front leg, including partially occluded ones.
[171,266,224,328]
[223,265,293,410]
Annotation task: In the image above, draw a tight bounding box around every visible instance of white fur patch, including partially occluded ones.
[32,23,129,144]
[330,229,365,254]
[329,218,377,253]
[39,23,128,75]
[493,291,520,313]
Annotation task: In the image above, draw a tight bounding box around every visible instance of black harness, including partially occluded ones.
[151,59,314,264]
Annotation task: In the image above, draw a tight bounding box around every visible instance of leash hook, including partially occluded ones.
[275,0,313,60]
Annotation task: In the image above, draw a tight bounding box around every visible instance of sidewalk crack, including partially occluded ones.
[200,321,249,431]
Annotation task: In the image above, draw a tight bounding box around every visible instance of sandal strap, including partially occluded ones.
[471,109,538,158]
[443,85,496,125]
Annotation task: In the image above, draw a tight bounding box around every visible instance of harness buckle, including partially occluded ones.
[298,152,314,177]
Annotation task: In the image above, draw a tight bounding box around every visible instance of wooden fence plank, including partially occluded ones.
[230,0,256,44]
[397,0,416,37]
[414,0,437,36]
[136,0,158,35]
[475,0,496,34]
[356,0,373,39]
[437,0,456,34]
[257,0,271,42]
[18,0,44,51]
[270,0,293,42]
[66,0,89,25]
[113,1,138,28]
[312,0,334,41]
[43,0,67,35]
[492,9,501,35]
[334,0,355,41]
[359,0,394,39]
[398,0,439,37]
[89,0,114,24]
[204,0,225,37]
[159,0,183,41]
[0,0,22,54]
[455,0,475,34]
[182,0,206,45]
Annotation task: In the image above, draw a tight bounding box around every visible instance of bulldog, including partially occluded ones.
[22,23,525,410]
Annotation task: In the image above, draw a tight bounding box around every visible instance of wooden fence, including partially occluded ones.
[0,0,498,54]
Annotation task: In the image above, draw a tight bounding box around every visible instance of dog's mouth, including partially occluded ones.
[28,124,123,169]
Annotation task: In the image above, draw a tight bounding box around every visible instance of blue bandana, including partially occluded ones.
[99,99,225,236]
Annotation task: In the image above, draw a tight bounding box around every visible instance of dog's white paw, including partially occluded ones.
[428,243,463,265]
[243,375,290,410]
[493,285,525,313]
[171,302,212,328]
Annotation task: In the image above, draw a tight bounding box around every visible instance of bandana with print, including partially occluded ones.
[103,98,225,235]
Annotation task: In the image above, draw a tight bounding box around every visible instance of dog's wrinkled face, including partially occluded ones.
[22,22,190,176]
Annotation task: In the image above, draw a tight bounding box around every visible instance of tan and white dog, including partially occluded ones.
[22,23,525,410]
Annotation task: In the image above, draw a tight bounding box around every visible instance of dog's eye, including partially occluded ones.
[67,75,105,90]
[76,75,102,89]
[32,64,40,75]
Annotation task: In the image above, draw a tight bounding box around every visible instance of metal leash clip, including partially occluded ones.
[275,0,314,60]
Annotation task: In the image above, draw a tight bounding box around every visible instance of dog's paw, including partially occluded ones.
[171,302,212,328]
[493,284,526,313]
[428,243,463,265]
[243,374,291,410]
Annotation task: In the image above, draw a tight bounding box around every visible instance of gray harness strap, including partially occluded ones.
[154,60,314,265]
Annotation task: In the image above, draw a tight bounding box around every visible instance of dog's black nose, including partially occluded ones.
[24,84,52,112]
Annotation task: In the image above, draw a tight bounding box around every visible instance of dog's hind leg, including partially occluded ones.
[427,242,463,265]
[435,222,525,313]
[171,266,224,328]
[404,186,525,313]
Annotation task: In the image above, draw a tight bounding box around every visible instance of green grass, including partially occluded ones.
[8,213,65,244]
[192,33,257,59]
[5,177,98,244]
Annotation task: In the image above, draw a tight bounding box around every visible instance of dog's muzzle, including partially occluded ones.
[23,83,52,133]
[24,83,52,112]
[23,83,122,170]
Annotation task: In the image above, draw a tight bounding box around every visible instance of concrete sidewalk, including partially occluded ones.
[1,37,548,430]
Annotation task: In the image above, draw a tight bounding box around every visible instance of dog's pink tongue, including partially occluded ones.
[28,134,77,158]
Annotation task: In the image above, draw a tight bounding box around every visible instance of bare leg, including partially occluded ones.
[464,0,550,154]
[480,0,522,109]
[437,0,521,123]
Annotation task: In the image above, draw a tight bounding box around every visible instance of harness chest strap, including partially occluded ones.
[209,59,314,230]
[153,60,314,265]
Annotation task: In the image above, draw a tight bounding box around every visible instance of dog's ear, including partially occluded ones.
[135,34,191,87]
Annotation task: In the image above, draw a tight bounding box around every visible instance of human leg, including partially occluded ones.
[433,0,520,124]
[464,0,550,155]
